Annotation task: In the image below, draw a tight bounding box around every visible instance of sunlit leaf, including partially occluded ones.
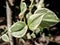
[11,25,28,38]
[27,33,31,39]
[34,28,40,34]
[28,8,59,31]
[10,21,26,32]
[31,33,36,38]
[19,38,25,43]
[35,8,59,28]
[28,14,44,31]
[26,12,32,19]
[1,34,9,42]
[20,2,27,13]
[10,21,28,38]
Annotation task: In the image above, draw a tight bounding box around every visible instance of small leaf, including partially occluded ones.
[31,33,36,38]
[1,34,9,42]
[10,21,26,32]
[27,33,31,39]
[19,38,25,43]
[35,8,59,28]
[28,14,44,31]
[20,2,27,13]
[11,25,28,38]
[26,12,32,19]
[34,28,40,34]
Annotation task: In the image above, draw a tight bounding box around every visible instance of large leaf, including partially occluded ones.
[1,34,9,42]
[35,8,59,28]
[34,8,47,14]
[11,25,28,38]
[28,8,59,31]
[28,14,44,31]
[10,21,26,32]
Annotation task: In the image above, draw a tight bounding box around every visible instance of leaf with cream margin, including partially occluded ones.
[1,34,9,42]
[10,21,26,32]
[28,14,44,31]
[11,25,28,38]
[34,8,59,28]
[20,2,27,13]
[28,8,59,31]
[10,21,28,38]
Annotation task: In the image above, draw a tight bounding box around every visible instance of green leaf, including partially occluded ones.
[1,34,9,42]
[26,12,32,19]
[20,2,27,13]
[34,8,47,14]
[19,38,25,43]
[31,33,36,38]
[10,21,28,38]
[35,8,59,28]
[10,21,26,32]
[11,25,28,38]
[28,8,59,31]
[28,14,44,31]
[27,33,31,39]
[34,28,40,34]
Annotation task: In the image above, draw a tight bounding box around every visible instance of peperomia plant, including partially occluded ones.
[0,0,60,43]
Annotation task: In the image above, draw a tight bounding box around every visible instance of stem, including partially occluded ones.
[8,0,14,6]
[29,0,34,13]
[39,0,44,4]
[37,0,44,8]
[36,0,39,3]
[6,1,14,45]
